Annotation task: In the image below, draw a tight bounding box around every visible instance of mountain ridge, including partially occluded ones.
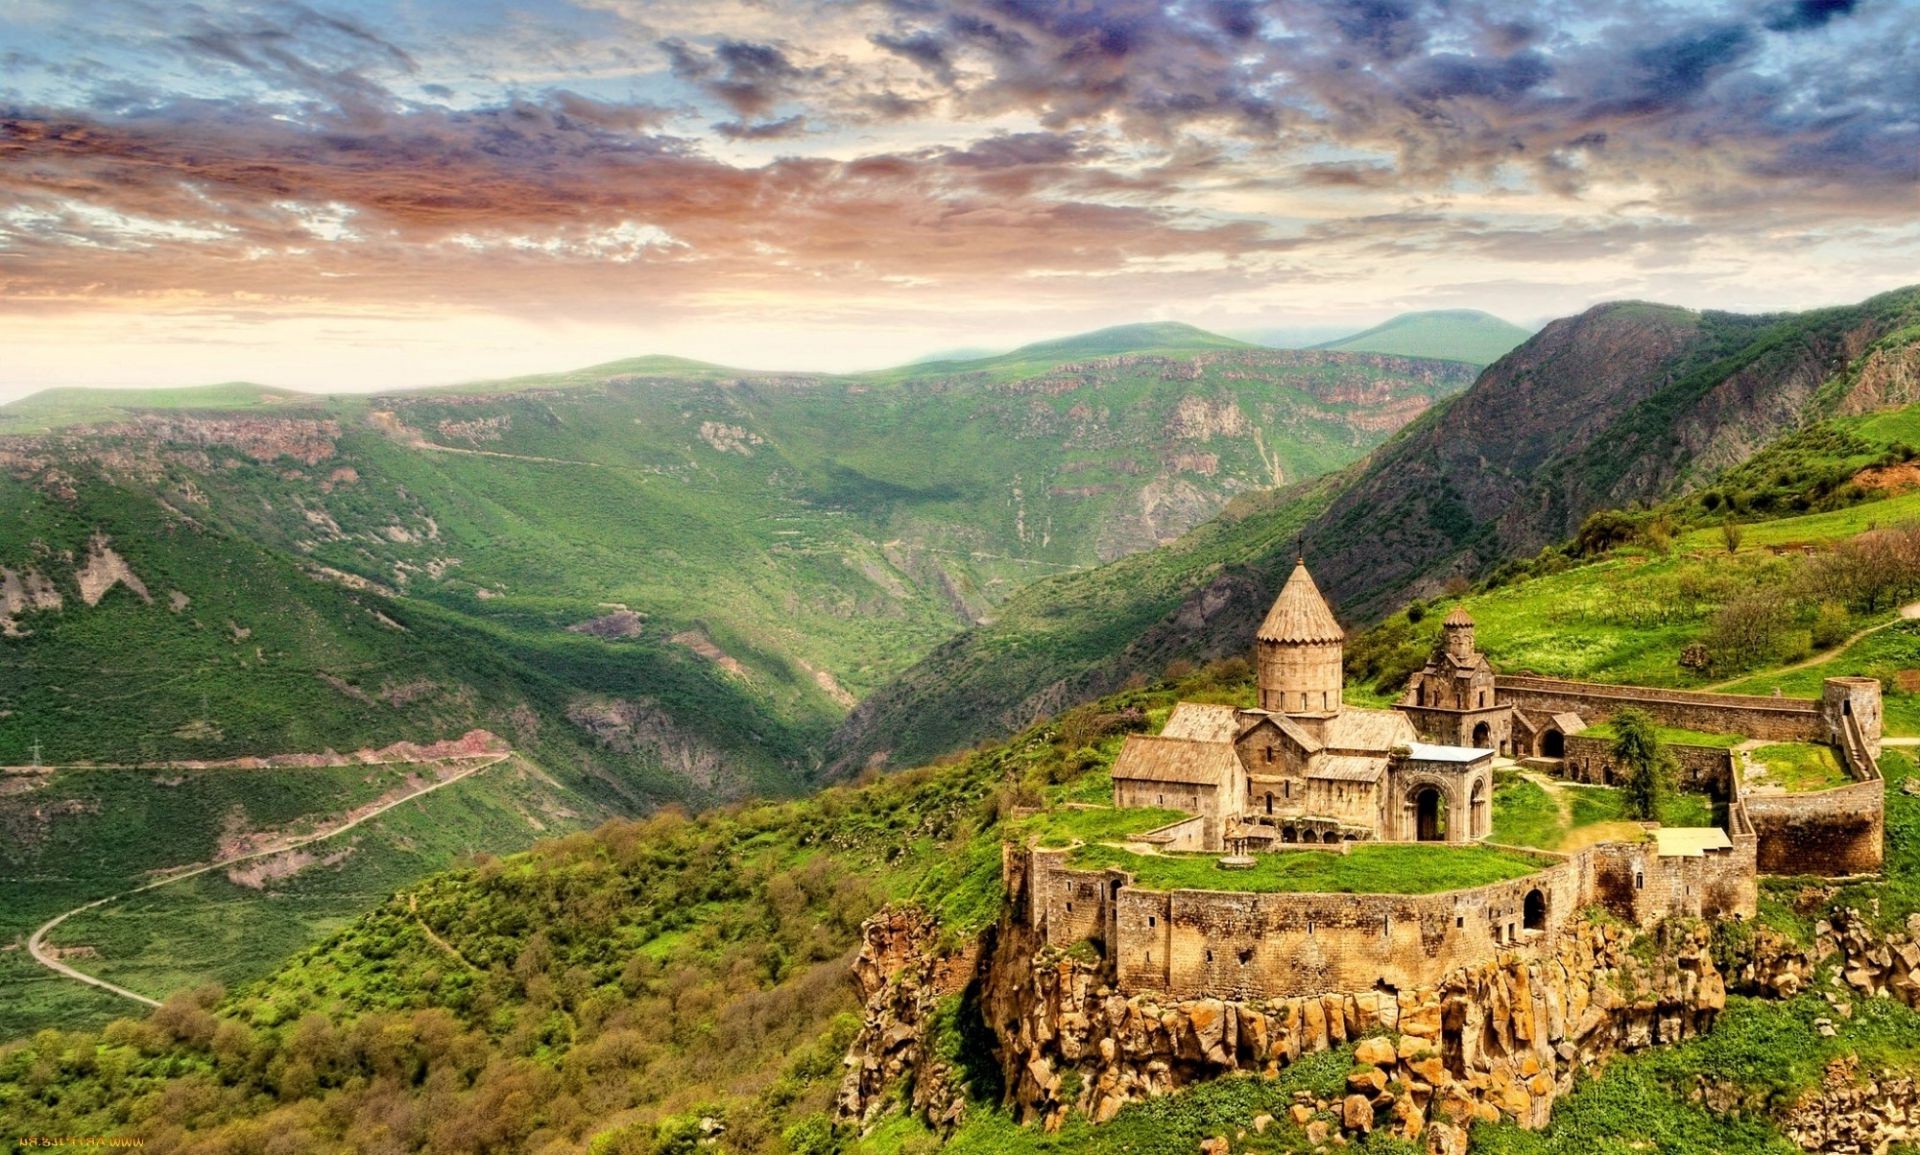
[827,285,1920,772]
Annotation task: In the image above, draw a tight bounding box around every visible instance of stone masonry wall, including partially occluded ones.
[1744,777,1885,875]
[1496,674,1825,742]
[1559,737,1735,796]
[984,914,1726,1146]
[1111,863,1585,1001]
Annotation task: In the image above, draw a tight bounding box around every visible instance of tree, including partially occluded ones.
[1610,708,1671,821]
[1721,518,1743,554]
[1706,587,1793,672]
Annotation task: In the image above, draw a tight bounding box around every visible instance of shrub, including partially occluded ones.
[1810,601,1851,650]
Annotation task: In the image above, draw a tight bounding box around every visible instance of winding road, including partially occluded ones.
[25,750,511,1008]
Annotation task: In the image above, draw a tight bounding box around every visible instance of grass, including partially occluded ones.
[1747,743,1853,792]
[0,755,589,1037]
[1066,841,1554,895]
[1491,774,1715,851]
[1676,491,1920,551]
[1722,620,1920,736]
[1580,721,1742,748]
[1018,804,1190,848]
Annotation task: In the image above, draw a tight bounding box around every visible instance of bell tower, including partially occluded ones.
[1255,559,1345,717]
[1442,606,1476,661]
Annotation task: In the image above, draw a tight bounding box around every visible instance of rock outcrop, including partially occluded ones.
[838,907,983,1132]
[840,907,1729,1146]
[1784,1056,1920,1154]
[981,917,1722,1140]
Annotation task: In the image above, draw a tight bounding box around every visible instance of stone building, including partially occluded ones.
[1396,607,1515,754]
[1110,560,1493,851]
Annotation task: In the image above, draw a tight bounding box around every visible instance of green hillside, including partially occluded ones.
[1313,309,1533,365]
[3,646,1916,1154]
[835,286,1920,769]
[1,328,1473,779]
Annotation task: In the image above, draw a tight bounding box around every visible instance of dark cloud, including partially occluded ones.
[714,114,808,140]
[663,37,811,118]
[1763,0,1861,33]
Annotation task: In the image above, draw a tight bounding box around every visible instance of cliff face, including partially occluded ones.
[839,901,1920,1151]
[839,907,1726,1148]
[1305,294,1920,620]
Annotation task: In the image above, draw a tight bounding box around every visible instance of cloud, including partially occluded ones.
[0,0,1914,355]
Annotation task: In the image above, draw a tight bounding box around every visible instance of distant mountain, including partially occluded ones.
[1313,309,1534,365]
[0,325,1475,789]
[904,345,1005,365]
[828,286,1920,772]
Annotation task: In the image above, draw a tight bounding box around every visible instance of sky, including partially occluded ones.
[1,0,1917,398]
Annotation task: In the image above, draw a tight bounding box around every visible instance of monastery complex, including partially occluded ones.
[1007,560,1888,1002]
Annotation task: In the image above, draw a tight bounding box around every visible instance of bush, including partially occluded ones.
[1810,601,1851,650]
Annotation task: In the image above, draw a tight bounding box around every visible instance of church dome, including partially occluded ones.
[1257,560,1345,645]
[1443,606,1475,627]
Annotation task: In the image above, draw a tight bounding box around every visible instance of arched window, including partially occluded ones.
[1265,792,1274,815]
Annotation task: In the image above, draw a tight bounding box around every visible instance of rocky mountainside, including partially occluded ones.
[830,286,1920,771]
[0,325,1469,794]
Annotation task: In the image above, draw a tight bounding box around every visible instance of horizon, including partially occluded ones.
[3,1,1917,399]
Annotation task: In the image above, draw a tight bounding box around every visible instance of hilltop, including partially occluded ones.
[1313,309,1534,366]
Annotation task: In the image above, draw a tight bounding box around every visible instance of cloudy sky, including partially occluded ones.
[1,0,1916,396]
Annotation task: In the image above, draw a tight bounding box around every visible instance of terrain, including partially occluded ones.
[0,322,1473,1043]
[1312,310,1535,367]
[0,323,1474,787]
[2,606,1916,1154]
[833,286,1920,771]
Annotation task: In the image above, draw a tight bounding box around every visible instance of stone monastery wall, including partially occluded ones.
[1017,834,1756,1001]
[1745,777,1885,876]
[1495,674,1826,743]
[1560,736,1736,795]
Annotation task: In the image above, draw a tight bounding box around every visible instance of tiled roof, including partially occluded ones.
[1308,754,1388,783]
[1444,606,1475,627]
[1314,707,1418,753]
[1110,735,1240,786]
[1160,702,1241,744]
[1257,560,1345,645]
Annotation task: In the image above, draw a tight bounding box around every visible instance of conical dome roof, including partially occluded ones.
[1443,606,1474,627]
[1257,560,1345,644]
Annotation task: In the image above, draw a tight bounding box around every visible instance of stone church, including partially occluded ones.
[1109,560,1494,852]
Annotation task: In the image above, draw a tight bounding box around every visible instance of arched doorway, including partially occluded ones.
[1471,721,1491,748]
[1469,779,1487,839]
[1414,787,1446,842]
[1323,830,1339,844]
[1541,730,1565,758]
[1523,889,1546,931]
[1281,827,1297,843]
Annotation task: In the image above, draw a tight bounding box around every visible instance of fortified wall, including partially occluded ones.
[1495,674,1828,743]
[1015,831,1756,1001]
[1561,712,1884,877]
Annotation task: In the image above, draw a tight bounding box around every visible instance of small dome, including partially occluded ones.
[1257,560,1345,644]
[1443,606,1475,627]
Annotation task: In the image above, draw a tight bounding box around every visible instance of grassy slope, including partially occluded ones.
[836,289,1920,772]
[1314,310,1534,365]
[0,328,1471,1044]
[4,676,1912,1154]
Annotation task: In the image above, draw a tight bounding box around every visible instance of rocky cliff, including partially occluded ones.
[840,898,1920,1152]
[840,907,1728,1149]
